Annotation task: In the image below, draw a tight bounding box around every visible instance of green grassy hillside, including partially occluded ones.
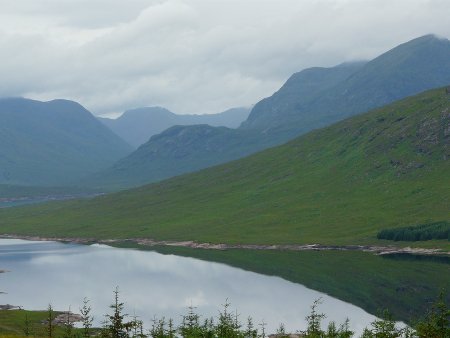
[244,35,450,136]
[84,125,272,190]
[0,88,449,249]
[91,35,450,190]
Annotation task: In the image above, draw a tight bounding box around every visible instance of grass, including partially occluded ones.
[0,88,448,251]
[0,310,63,337]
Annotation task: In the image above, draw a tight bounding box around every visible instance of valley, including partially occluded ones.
[0,24,449,337]
[1,87,448,250]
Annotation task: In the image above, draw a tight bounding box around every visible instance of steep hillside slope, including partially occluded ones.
[241,61,366,133]
[1,88,448,247]
[85,124,268,189]
[0,98,132,186]
[99,106,250,147]
[243,34,450,136]
[91,35,450,189]
[89,62,365,189]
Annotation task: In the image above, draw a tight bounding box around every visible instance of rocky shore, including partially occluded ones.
[1,234,448,256]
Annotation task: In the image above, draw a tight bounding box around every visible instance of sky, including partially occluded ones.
[0,0,449,117]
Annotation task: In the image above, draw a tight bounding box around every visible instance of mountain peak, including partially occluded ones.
[391,33,449,51]
[243,34,450,136]
[412,33,448,42]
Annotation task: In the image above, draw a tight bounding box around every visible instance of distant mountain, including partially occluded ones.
[241,61,367,134]
[88,34,450,190]
[99,106,251,148]
[243,34,450,136]
[3,87,449,245]
[85,124,267,189]
[2,88,449,325]
[0,98,133,186]
[87,63,368,189]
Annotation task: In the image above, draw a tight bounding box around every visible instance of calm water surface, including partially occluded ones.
[0,239,376,333]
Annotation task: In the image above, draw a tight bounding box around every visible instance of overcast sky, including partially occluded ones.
[0,0,449,116]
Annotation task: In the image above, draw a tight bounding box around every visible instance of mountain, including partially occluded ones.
[241,61,367,134]
[0,98,133,186]
[99,106,251,148]
[84,124,268,189]
[1,87,448,246]
[243,34,450,136]
[88,35,450,189]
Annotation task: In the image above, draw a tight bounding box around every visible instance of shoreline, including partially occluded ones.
[1,234,448,256]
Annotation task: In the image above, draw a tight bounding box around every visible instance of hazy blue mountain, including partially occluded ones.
[84,124,268,189]
[0,98,133,186]
[243,34,450,136]
[241,61,367,133]
[99,106,251,148]
[87,63,367,189]
[86,34,450,190]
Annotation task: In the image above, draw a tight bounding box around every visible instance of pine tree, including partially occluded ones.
[415,290,450,338]
[167,318,176,338]
[360,310,403,338]
[179,304,202,337]
[244,317,258,338]
[46,304,54,338]
[275,323,289,338]
[23,313,31,337]
[258,320,267,338]
[80,297,94,338]
[305,299,325,337]
[107,286,128,338]
[149,316,166,338]
[62,307,74,338]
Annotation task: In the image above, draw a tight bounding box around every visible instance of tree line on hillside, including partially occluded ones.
[22,288,449,338]
[377,221,450,242]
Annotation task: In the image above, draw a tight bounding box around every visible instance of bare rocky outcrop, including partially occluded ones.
[52,312,83,325]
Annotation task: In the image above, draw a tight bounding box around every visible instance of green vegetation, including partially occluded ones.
[0,309,62,337]
[0,302,96,338]
[244,35,450,136]
[84,125,270,190]
[0,88,448,250]
[377,221,450,242]
[1,289,448,337]
[87,35,450,190]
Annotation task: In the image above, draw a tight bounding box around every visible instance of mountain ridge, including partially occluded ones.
[87,34,450,190]
[243,34,450,134]
[1,87,448,248]
[0,98,133,186]
[99,106,251,148]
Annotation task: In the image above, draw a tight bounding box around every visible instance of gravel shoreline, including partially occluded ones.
[1,234,448,256]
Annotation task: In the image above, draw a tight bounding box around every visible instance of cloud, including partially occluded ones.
[0,0,449,115]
